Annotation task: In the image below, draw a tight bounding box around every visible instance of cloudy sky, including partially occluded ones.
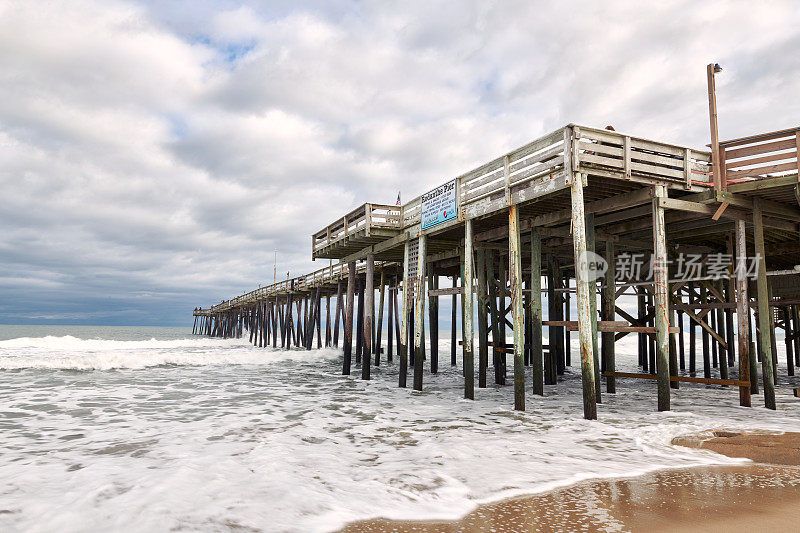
[1,0,799,325]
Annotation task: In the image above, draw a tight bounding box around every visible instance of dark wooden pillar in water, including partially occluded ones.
[638,287,647,371]
[486,250,502,385]
[476,248,489,388]
[509,206,525,410]
[688,282,696,376]
[363,253,374,380]
[413,235,427,391]
[602,240,616,393]
[545,255,559,385]
[325,293,331,347]
[530,229,543,395]
[701,284,711,378]
[334,280,343,347]
[428,272,438,373]
[753,199,776,409]
[678,309,686,371]
[564,273,571,367]
[343,262,356,374]
[463,219,475,400]
[498,253,508,382]
[316,290,323,349]
[376,270,385,365]
[399,242,410,388]
[387,283,394,363]
[356,277,365,365]
[734,219,753,405]
[784,307,795,376]
[451,276,458,366]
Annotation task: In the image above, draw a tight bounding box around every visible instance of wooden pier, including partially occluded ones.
[194,123,800,419]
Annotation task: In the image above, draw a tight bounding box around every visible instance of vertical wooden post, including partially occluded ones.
[638,287,647,370]
[678,309,686,371]
[376,270,385,366]
[363,254,374,380]
[487,250,502,385]
[413,235,427,391]
[387,283,394,363]
[794,306,800,368]
[652,184,671,412]
[429,272,439,373]
[689,283,696,376]
[498,254,508,382]
[546,256,559,385]
[356,278,365,364]
[509,205,525,410]
[476,248,489,388]
[564,274,571,367]
[326,293,331,347]
[463,219,475,399]
[753,200,776,408]
[603,240,616,393]
[571,171,598,420]
[399,241,410,388]
[451,276,458,366]
[334,280,343,347]
[701,285,711,378]
[783,307,795,376]
[585,213,601,402]
[530,229,543,396]
[343,262,356,375]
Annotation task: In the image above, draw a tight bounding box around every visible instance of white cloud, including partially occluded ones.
[0,0,799,324]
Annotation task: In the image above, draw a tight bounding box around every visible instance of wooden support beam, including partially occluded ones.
[571,171,598,420]
[753,199,776,409]
[477,249,489,389]
[509,205,525,410]
[463,219,475,400]
[652,184,671,411]
[399,242,410,388]
[413,235,427,391]
[363,254,374,380]
[343,262,355,374]
[603,240,616,394]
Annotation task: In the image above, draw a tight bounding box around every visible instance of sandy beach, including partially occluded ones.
[342,432,800,532]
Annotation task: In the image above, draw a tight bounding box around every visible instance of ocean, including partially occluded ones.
[1,325,799,532]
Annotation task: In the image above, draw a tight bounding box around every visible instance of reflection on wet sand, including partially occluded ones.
[343,465,800,532]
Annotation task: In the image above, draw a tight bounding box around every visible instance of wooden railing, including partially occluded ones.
[312,203,401,254]
[312,125,715,258]
[574,125,713,188]
[719,126,800,187]
[202,260,385,313]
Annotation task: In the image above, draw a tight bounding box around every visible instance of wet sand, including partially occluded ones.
[341,431,800,532]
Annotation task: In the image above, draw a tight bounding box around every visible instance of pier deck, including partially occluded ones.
[195,123,800,419]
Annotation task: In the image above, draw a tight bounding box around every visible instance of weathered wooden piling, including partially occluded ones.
[530,228,543,396]
[509,205,525,410]
[343,262,355,375]
[413,235,427,391]
[463,218,475,400]
[363,253,374,380]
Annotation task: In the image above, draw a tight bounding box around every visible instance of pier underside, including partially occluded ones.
[196,124,800,419]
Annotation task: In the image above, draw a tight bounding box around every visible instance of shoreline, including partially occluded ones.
[340,431,800,532]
